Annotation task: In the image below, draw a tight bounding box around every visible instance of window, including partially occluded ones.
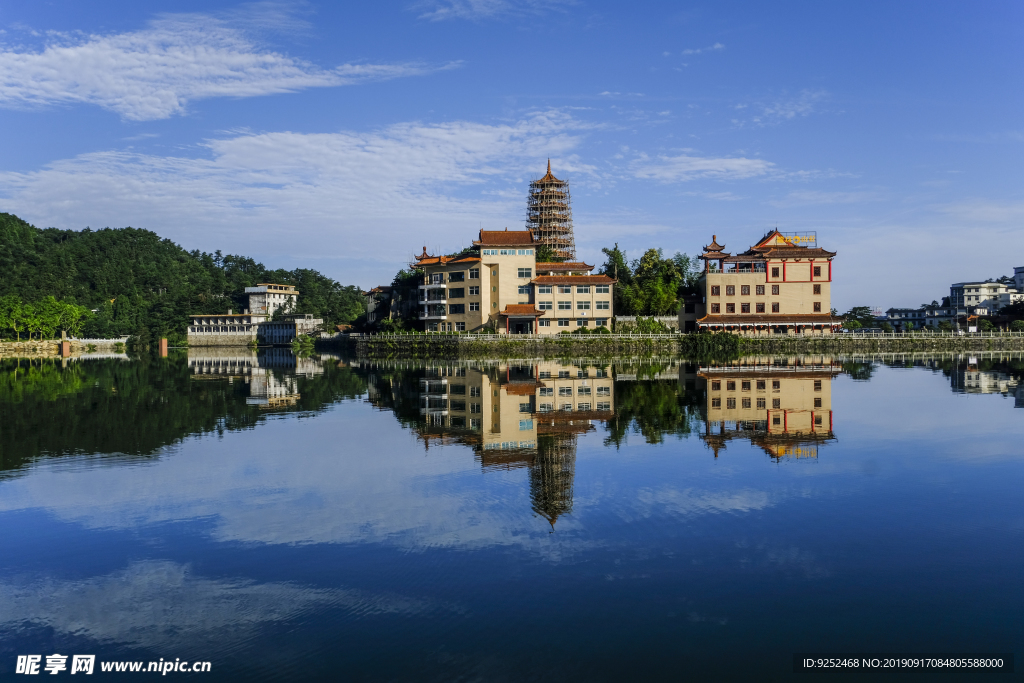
[711,381,721,391]
[773,415,781,425]
[469,286,480,295]
[455,322,466,331]
[449,288,465,298]
[597,386,611,396]
[558,371,570,378]
[520,402,532,413]
[756,398,766,409]
[711,397,721,408]
[742,398,751,409]
[449,304,465,314]
[741,303,750,313]
[726,285,735,296]
[756,303,765,313]
[558,319,569,326]
[711,303,720,313]
[741,285,750,296]
[596,285,610,293]
[756,380,766,390]
[813,266,821,277]
[539,301,553,310]
[595,318,608,327]
[470,386,481,397]
[813,284,821,295]
[450,401,466,411]
[597,402,610,411]
[756,285,765,295]
[772,302,780,313]
[578,386,592,395]
[726,303,735,313]
[520,420,534,430]
[813,302,821,312]
[540,387,553,396]
[539,319,551,326]
[771,285,780,295]
[596,300,610,310]
[815,415,823,426]
[577,403,592,411]
[449,272,465,282]
[772,380,781,390]
[711,286,721,296]
[814,380,822,391]
[577,301,591,310]
[470,403,481,413]
[772,398,781,409]
[559,387,573,397]
[492,286,497,292]
[577,286,591,294]
[577,319,588,326]
[539,403,553,412]
[518,285,531,295]
[814,398,823,408]
[538,285,552,294]
[772,267,780,277]
[469,302,480,311]
[518,268,532,278]
[726,398,736,409]
[492,270,497,276]
[558,301,572,310]
[469,268,479,279]
[558,285,572,294]
[741,381,751,391]
[727,381,736,391]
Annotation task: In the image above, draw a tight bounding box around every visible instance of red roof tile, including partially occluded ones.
[474,229,536,246]
[500,305,545,316]
[535,261,594,271]
[531,275,616,285]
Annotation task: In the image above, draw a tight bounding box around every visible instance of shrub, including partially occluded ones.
[1010,320,1024,332]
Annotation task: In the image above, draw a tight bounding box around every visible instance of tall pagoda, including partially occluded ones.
[526,160,576,261]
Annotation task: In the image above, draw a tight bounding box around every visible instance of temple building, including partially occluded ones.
[680,230,841,335]
[413,229,615,333]
[526,160,577,261]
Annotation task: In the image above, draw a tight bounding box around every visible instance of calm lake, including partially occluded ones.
[1,350,1022,681]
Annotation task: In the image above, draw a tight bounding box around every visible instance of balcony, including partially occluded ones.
[420,296,447,304]
[419,282,447,289]
[420,313,448,321]
[721,265,767,274]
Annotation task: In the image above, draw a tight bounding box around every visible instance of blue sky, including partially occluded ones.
[0,0,1021,311]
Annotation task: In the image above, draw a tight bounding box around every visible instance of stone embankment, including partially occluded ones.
[0,337,128,359]
[340,331,1024,359]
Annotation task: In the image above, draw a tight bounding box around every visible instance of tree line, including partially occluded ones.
[0,212,365,344]
[0,295,92,340]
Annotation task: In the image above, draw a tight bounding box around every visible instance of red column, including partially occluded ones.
[159,338,168,357]
[783,261,787,282]
[828,260,832,282]
[60,341,71,357]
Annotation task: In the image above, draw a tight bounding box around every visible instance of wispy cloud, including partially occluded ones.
[941,199,1024,223]
[414,0,574,21]
[0,10,455,120]
[680,42,724,56]
[753,89,827,125]
[632,152,774,182]
[769,190,884,207]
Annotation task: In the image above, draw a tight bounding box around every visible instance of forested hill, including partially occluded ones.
[0,212,363,343]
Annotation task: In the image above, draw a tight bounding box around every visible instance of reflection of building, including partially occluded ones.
[187,348,324,409]
[187,283,322,346]
[949,358,1021,404]
[689,357,840,458]
[407,361,615,526]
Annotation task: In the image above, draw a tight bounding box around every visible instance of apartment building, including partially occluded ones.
[413,229,615,333]
[682,231,841,335]
[689,356,841,458]
[244,283,298,316]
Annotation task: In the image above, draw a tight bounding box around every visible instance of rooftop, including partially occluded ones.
[474,229,536,246]
[531,275,616,285]
[535,261,594,272]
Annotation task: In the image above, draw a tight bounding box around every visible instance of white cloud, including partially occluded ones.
[0,111,584,278]
[754,89,827,125]
[680,42,724,56]
[0,11,453,120]
[941,199,1024,223]
[415,0,574,21]
[768,190,884,208]
[632,152,774,182]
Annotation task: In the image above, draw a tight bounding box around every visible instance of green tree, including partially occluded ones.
[535,244,564,263]
[842,306,875,327]
[1010,320,1024,332]
[978,318,995,332]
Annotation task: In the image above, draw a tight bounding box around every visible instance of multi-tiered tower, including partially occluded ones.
[526,160,576,261]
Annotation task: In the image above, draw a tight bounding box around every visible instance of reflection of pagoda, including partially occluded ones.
[530,433,577,527]
[695,357,840,459]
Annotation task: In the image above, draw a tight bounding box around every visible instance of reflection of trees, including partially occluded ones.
[841,362,874,381]
[604,380,703,447]
[0,354,365,476]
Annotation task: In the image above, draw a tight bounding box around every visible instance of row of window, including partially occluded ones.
[710,302,823,313]
[536,386,610,396]
[538,370,608,378]
[481,249,534,256]
[446,287,481,298]
[711,379,823,391]
[538,319,609,327]
[189,326,254,333]
[760,266,823,278]
[711,397,825,411]
[537,402,610,412]
[710,284,824,296]
[537,301,610,310]
[447,401,611,413]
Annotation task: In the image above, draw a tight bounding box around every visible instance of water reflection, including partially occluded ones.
[358,360,616,526]
[685,356,841,459]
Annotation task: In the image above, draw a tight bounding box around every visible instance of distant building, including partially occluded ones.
[684,230,841,335]
[885,304,956,330]
[187,284,322,346]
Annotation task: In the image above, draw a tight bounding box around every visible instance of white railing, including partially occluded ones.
[346,329,1024,341]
